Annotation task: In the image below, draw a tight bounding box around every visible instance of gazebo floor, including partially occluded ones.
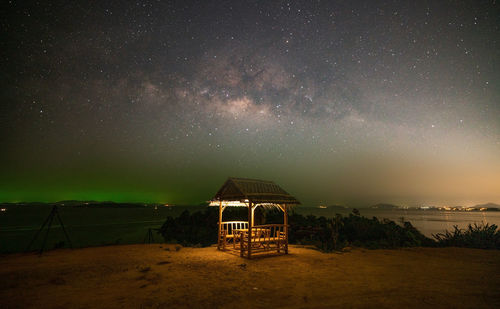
[218,243,288,258]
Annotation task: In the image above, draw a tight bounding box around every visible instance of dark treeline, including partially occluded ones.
[158,207,500,250]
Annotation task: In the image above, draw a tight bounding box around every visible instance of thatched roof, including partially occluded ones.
[212,177,300,205]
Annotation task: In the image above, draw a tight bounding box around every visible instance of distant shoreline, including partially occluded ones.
[1,201,499,211]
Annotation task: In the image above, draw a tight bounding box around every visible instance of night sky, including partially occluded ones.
[1,1,499,206]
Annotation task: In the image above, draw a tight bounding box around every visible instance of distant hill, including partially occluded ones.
[370,203,401,209]
[0,201,155,208]
[66,201,154,208]
[55,200,99,206]
[473,203,500,211]
[474,203,500,208]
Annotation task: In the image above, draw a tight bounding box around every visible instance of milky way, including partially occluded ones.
[1,1,499,205]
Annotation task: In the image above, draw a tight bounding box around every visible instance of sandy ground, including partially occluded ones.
[0,245,499,308]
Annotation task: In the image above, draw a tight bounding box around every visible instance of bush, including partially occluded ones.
[158,208,217,247]
[289,210,434,251]
[158,208,498,251]
[158,207,249,247]
[432,223,500,249]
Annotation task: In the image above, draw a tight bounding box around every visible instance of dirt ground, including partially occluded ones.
[0,244,499,308]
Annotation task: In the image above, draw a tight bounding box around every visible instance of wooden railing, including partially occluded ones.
[221,221,248,237]
[252,224,285,241]
[218,221,248,250]
[239,224,288,256]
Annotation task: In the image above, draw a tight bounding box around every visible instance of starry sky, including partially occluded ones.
[1,0,499,206]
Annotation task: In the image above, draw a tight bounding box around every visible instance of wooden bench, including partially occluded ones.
[239,225,287,255]
[219,221,248,250]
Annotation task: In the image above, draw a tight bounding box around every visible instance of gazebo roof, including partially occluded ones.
[212,177,300,205]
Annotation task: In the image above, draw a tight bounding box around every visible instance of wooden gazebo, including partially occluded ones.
[211,177,300,258]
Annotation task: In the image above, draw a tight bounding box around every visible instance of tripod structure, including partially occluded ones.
[26,205,73,255]
[144,227,157,244]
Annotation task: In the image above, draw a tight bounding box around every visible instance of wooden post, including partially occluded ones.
[284,204,288,254]
[218,201,222,250]
[248,201,252,259]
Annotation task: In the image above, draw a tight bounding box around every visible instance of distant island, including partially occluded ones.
[370,203,400,210]
[316,204,348,210]
[417,203,500,212]
[0,200,171,209]
[351,202,499,212]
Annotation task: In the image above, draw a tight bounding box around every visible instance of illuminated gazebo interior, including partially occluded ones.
[210,177,300,258]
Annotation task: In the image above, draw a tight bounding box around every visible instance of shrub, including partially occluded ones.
[289,210,433,251]
[432,223,500,249]
[158,208,498,251]
[158,207,248,247]
[158,208,218,247]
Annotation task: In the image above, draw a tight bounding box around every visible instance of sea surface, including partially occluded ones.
[295,207,500,237]
[1,204,499,253]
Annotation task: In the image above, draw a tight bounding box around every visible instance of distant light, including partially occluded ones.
[208,200,249,207]
[0,208,6,212]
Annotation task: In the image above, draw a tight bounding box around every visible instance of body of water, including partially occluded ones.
[1,204,499,253]
[295,207,500,237]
